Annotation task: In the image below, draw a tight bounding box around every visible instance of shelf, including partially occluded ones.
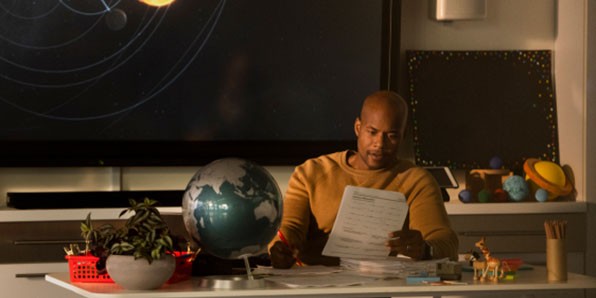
[445,201,586,215]
[0,201,587,222]
[0,207,182,222]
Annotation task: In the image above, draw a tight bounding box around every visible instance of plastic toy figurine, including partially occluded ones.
[472,258,487,281]
[473,237,504,281]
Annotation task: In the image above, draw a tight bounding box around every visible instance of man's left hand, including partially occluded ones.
[385,226,426,260]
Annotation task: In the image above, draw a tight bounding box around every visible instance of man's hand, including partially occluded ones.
[269,241,297,268]
[385,226,426,260]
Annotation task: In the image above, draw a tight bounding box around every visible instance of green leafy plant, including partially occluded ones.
[80,214,118,264]
[80,198,174,264]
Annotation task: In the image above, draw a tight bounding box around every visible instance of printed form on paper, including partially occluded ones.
[322,185,408,259]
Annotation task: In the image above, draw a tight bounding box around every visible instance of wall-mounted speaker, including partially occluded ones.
[429,0,487,21]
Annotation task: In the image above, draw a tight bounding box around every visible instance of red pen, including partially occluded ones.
[277,230,303,266]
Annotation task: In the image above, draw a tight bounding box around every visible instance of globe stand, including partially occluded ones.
[198,255,266,289]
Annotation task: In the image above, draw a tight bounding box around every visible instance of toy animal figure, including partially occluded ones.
[466,249,485,280]
[474,237,504,281]
[472,260,486,280]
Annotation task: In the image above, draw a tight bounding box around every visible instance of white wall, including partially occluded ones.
[400,0,555,49]
[586,0,596,280]
[554,0,588,205]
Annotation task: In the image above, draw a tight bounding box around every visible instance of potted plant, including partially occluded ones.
[81,198,176,290]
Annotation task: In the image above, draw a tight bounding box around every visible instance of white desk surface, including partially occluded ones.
[46,266,596,298]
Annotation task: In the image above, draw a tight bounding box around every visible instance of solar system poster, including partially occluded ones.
[0,0,383,144]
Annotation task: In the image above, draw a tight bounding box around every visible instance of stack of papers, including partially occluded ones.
[341,257,449,278]
[254,265,379,288]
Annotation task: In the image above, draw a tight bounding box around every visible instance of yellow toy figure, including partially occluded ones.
[474,237,504,281]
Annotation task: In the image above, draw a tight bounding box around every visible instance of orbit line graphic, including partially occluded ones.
[59,0,122,16]
[1,9,164,80]
[0,1,60,20]
[0,0,226,125]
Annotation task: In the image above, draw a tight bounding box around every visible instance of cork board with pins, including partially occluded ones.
[407,50,559,173]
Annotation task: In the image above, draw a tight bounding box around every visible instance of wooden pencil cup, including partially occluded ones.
[546,239,567,282]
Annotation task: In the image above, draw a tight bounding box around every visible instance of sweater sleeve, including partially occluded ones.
[268,164,311,252]
[267,157,342,266]
[279,166,312,249]
[406,168,459,261]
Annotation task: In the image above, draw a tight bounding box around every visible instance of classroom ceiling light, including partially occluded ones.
[139,0,175,7]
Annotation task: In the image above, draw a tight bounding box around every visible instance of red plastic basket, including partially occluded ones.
[66,252,194,284]
[66,255,113,283]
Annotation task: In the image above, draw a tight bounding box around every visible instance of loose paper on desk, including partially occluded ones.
[264,272,378,288]
[253,265,343,276]
[322,185,408,259]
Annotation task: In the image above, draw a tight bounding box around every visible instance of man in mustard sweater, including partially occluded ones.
[269,90,458,268]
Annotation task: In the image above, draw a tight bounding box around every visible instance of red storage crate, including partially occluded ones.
[66,255,112,283]
[66,252,193,283]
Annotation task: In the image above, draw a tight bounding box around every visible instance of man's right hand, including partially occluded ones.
[269,241,297,268]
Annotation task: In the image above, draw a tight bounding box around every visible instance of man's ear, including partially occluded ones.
[354,117,361,137]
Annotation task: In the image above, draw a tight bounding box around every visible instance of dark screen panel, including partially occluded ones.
[0,0,399,166]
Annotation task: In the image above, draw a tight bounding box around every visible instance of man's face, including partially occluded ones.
[353,105,405,170]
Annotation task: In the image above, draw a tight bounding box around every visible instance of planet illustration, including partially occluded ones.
[181,158,283,259]
[523,158,573,201]
[105,9,127,31]
[502,175,529,202]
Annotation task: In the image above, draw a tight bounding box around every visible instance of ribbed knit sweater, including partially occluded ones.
[271,150,458,265]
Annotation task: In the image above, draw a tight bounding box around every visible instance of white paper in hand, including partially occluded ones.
[322,185,408,259]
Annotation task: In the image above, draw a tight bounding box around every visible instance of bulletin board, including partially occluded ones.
[407,50,559,173]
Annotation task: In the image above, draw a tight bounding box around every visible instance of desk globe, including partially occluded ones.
[182,158,283,262]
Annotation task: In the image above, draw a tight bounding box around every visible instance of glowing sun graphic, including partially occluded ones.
[139,0,175,7]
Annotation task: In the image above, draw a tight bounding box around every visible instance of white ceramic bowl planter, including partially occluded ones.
[107,254,175,290]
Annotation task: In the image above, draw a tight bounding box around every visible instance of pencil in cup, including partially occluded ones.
[277,230,303,266]
[544,220,567,239]
[544,219,567,281]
